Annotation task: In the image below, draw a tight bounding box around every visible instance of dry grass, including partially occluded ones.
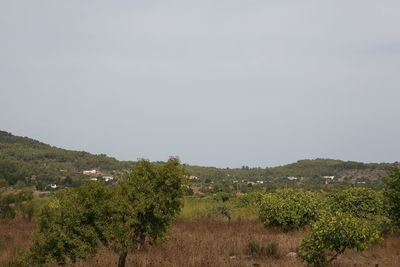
[1,218,400,267]
[0,220,36,265]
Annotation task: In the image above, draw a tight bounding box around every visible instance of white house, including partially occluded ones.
[50,184,57,189]
[287,176,299,181]
[323,176,335,184]
[90,178,98,181]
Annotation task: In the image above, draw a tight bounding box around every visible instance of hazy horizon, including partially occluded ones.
[1,1,399,168]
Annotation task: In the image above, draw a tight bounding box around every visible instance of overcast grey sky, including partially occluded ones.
[1,0,399,167]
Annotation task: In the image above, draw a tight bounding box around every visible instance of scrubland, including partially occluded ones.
[1,197,399,267]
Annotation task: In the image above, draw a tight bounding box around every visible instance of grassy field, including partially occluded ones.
[1,218,400,266]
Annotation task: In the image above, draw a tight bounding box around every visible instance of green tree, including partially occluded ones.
[28,158,186,267]
[258,189,322,231]
[327,187,391,233]
[383,166,400,226]
[298,212,380,266]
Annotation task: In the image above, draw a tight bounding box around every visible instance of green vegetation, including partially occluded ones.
[0,190,35,220]
[248,240,281,258]
[383,167,400,226]
[328,187,386,219]
[299,212,380,266]
[26,158,186,267]
[258,189,322,231]
[0,130,133,187]
[1,130,400,266]
[1,130,397,193]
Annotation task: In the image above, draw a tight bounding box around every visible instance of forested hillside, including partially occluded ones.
[0,130,397,190]
[0,130,134,187]
[186,158,395,182]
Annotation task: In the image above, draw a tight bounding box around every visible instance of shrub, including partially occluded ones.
[213,192,231,202]
[16,201,35,222]
[258,189,321,231]
[214,203,232,223]
[0,205,16,219]
[383,167,400,226]
[327,187,392,234]
[233,192,263,208]
[248,240,281,258]
[298,212,380,266]
[328,187,385,219]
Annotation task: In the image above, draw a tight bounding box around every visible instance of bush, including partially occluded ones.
[327,187,392,234]
[298,212,380,266]
[248,240,281,258]
[328,187,385,219]
[233,192,263,208]
[383,167,400,226]
[214,203,232,223]
[16,201,35,222]
[258,189,321,231]
[0,205,16,219]
[213,192,231,202]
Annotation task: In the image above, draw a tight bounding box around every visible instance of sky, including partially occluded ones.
[0,0,399,168]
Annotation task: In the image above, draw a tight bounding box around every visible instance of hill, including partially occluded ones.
[0,130,397,190]
[186,158,394,189]
[0,130,133,188]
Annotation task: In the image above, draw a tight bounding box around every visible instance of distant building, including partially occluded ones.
[83,170,97,175]
[103,176,114,182]
[256,181,264,184]
[323,176,335,184]
[189,176,198,180]
[287,176,299,181]
[90,178,98,181]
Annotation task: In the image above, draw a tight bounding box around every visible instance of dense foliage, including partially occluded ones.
[383,167,400,226]
[258,189,322,231]
[328,187,386,219]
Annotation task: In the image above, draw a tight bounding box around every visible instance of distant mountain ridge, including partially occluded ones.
[0,130,397,188]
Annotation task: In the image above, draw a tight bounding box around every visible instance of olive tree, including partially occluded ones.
[28,157,186,267]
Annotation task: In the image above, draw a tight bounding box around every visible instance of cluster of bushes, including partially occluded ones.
[252,167,400,266]
[0,190,35,221]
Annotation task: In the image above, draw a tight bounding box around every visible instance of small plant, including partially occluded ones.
[248,240,281,258]
[214,203,232,223]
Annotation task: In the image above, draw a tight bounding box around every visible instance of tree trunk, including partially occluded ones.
[118,249,128,267]
[137,234,145,250]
